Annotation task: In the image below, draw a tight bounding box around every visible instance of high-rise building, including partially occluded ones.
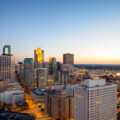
[49,57,58,84]
[58,64,74,85]
[45,89,74,120]
[57,62,62,71]
[47,75,54,88]
[0,45,15,81]
[58,71,68,85]
[34,47,44,69]
[24,58,34,92]
[63,53,74,65]
[49,57,52,74]
[43,62,49,74]
[16,62,23,75]
[49,57,58,75]
[16,62,24,84]
[34,69,37,88]
[2,45,12,56]
[61,64,74,76]
[51,57,58,74]
[74,79,117,120]
[37,68,47,90]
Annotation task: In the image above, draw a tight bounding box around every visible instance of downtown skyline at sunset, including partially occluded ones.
[0,0,120,64]
[1,1,120,120]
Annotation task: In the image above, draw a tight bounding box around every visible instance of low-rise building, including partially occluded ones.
[0,90,25,105]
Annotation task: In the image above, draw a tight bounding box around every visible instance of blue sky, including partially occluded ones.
[0,0,120,64]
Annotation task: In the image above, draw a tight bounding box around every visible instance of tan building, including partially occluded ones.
[45,90,74,120]
[63,53,74,65]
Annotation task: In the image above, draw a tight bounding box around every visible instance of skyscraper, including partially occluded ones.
[17,62,24,76]
[51,57,58,74]
[2,45,12,56]
[74,79,117,120]
[36,68,47,90]
[16,62,24,84]
[43,62,49,74]
[61,64,73,76]
[49,57,52,74]
[34,47,44,69]
[58,71,68,85]
[57,62,62,71]
[49,57,58,75]
[0,45,15,81]
[63,53,74,65]
[24,58,34,93]
[49,57,58,84]
[58,64,74,85]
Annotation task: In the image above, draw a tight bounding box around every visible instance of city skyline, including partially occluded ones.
[1,0,120,64]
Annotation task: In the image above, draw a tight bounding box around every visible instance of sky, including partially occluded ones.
[0,0,120,64]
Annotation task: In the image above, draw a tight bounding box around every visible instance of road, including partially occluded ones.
[21,93,50,119]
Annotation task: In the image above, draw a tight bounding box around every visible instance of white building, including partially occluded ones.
[0,90,25,105]
[74,79,117,120]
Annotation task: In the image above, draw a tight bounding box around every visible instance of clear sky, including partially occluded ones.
[0,0,120,64]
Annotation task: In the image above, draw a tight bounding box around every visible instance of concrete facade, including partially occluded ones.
[74,79,117,120]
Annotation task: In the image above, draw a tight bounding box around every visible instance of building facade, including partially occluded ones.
[45,90,74,120]
[37,68,47,90]
[74,79,117,120]
[43,62,49,74]
[24,58,34,92]
[49,57,58,75]
[16,62,24,84]
[0,90,25,105]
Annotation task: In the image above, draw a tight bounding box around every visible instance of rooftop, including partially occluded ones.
[84,79,112,87]
[45,89,67,98]
[24,58,33,62]
[84,79,105,87]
